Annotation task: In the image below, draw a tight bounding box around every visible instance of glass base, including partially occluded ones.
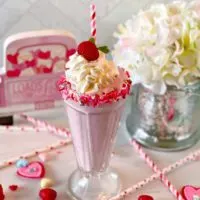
[66,169,121,200]
[126,116,200,152]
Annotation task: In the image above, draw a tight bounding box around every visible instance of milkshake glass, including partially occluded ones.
[58,40,131,200]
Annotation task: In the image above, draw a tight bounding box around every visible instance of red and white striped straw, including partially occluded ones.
[162,149,200,174]
[20,113,70,139]
[132,140,183,200]
[90,3,97,40]
[110,172,160,200]
[0,115,72,169]
[0,125,47,133]
[0,139,71,169]
[110,145,200,200]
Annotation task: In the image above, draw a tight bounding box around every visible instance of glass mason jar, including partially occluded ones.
[126,84,200,151]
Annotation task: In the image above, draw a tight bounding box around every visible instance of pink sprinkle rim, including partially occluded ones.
[57,70,131,107]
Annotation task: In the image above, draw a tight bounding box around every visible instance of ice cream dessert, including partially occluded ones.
[59,40,131,171]
[59,39,131,106]
[58,39,131,199]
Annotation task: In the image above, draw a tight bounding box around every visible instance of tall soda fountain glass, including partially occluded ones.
[58,39,131,199]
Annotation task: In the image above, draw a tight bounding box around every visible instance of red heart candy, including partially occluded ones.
[39,188,57,200]
[0,194,5,200]
[9,185,18,191]
[138,195,154,200]
[17,162,45,179]
[0,185,5,200]
[182,185,200,200]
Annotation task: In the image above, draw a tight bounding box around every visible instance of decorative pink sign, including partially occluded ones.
[0,30,76,116]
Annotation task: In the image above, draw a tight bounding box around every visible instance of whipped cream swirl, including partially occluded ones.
[65,52,119,95]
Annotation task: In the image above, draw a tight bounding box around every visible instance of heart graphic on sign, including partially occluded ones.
[7,52,19,64]
[7,69,21,77]
[182,186,200,200]
[17,162,45,179]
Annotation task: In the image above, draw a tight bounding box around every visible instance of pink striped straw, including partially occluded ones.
[110,173,160,200]
[107,143,200,200]
[90,4,97,40]
[0,125,47,133]
[20,113,70,138]
[0,139,71,169]
[0,115,72,169]
[132,140,183,200]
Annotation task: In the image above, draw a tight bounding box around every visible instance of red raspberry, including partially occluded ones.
[77,41,99,61]
[138,195,154,200]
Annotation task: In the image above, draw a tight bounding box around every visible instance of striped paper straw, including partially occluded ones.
[90,3,97,40]
[20,113,70,138]
[132,140,183,200]
[110,143,200,200]
[0,125,47,133]
[0,139,71,169]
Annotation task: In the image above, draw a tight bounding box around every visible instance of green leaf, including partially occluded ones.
[89,37,95,44]
[98,46,110,54]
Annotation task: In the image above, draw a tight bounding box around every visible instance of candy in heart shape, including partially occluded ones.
[39,188,57,200]
[138,195,154,200]
[17,161,45,179]
[182,185,200,200]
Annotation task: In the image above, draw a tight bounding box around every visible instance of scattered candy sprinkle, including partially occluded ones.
[9,185,18,191]
[16,159,29,168]
[58,71,131,107]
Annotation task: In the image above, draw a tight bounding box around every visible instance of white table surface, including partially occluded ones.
[1,99,200,200]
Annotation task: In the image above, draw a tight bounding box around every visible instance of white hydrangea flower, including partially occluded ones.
[113,0,200,94]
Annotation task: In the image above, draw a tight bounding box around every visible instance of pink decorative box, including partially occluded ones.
[0,30,76,116]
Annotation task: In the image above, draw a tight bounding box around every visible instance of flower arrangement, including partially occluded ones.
[113,0,200,94]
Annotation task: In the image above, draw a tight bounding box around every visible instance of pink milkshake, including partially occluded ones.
[66,99,125,173]
[58,40,131,200]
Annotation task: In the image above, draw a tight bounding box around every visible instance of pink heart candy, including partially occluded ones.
[182,185,200,200]
[17,161,45,179]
